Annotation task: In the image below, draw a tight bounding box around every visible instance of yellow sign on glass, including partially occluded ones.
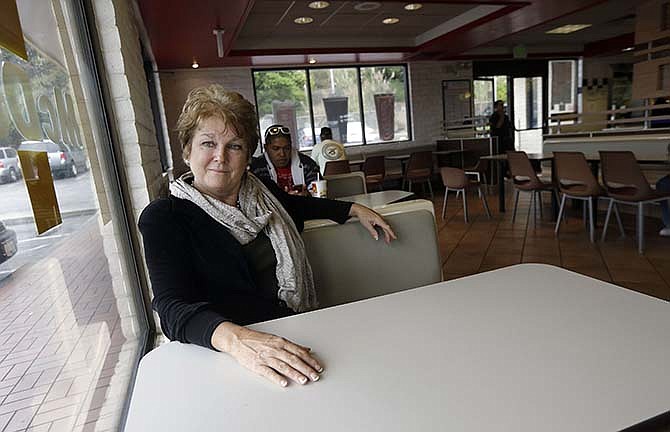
[0,0,28,60]
[18,150,62,234]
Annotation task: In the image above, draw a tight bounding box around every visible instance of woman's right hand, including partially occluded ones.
[211,321,323,387]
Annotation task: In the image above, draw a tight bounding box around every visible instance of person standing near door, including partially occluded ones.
[489,100,514,153]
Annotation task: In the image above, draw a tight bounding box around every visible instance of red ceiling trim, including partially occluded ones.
[226,0,256,57]
[583,33,635,57]
[230,46,413,57]
[413,3,528,56]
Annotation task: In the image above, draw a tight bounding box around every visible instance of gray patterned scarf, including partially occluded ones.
[170,172,317,312]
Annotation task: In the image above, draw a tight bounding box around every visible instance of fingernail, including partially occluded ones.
[317,365,324,372]
[311,373,319,381]
[299,376,307,384]
[374,235,379,240]
[281,380,288,387]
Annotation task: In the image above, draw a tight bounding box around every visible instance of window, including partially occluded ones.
[0,0,148,429]
[549,60,577,114]
[253,65,410,149]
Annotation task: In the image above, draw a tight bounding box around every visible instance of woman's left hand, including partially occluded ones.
[349,203,397,244]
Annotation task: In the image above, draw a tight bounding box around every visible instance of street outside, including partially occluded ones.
[0,170,99,282]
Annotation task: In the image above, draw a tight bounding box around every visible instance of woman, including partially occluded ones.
[139,85,396,388]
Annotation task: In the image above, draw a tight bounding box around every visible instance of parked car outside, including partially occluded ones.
[0,147,22,183]
[0,220,17,264]
[18,140,88,179]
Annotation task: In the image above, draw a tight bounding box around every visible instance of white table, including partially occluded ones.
[124,264,670,432]
[338,190,414,209]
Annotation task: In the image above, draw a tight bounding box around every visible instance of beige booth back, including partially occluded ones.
[325,172,367,199]
[302,199,442,308]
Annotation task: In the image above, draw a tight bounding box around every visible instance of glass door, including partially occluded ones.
[512,76,544,153]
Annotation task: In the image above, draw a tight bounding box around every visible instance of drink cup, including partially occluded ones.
[309,179,327,198]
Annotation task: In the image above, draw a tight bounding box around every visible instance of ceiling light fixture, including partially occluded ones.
[545,24,592,34]
[308,58,317,64]
[404,3,422,11]
[191,59,199,69]
[294,16,314,24]
[382,17,400,24]
[308,1,330,9]
[622,46,635,52]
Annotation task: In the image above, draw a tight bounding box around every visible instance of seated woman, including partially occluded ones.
[139,85,396,388]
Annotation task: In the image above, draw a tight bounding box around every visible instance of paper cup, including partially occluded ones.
[309,179,327,198]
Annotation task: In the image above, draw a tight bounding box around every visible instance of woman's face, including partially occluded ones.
[188,116,248,203]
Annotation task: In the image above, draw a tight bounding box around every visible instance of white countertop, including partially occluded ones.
[124,264,670,432]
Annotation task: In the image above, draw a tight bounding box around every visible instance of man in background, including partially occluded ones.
[311,127,347,174]
[250,124,320,195]
[489,100,514,153]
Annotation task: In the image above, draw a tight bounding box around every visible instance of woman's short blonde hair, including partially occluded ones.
[175,85,259,161]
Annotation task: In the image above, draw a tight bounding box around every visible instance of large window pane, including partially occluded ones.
[360,66,408,144]
[309,68,362,146]
[254,70,312,148]
[0,1,147,429]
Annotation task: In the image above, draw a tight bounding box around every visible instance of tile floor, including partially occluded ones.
[0,216,145,432]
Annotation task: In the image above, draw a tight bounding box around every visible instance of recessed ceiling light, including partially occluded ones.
[191,59,199,69]
[308,1,330,9]
[308,58,317,64]
[622,46,635,52]
[546,24,592,34]
[382,17,400,25]
[404,3,422,11]
[353,2,381,11]
[294,16,314,24]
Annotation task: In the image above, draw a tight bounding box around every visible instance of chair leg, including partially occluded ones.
[512,190,520,223]
[588,197,595,243]
[637,202,644,254]
[555,193,567,236]
[601,199,613,242]
[613,203,625,237]
[582,202,587,228]
[408,180,412,192]
[442,187,449,220]
[462,188,469,224]
[427,180,434,199]
[479,186,491,219]
[538,192,544,219]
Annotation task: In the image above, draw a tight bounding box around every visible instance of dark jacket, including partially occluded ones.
[250,152,320,186]
[138,179,352,350]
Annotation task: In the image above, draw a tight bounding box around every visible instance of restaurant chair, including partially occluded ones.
[325,172,367,199]
[440,167,491,223]
[303,199,441,308]
[404,151,433,198]
[362,155,385,191]
[553,151,624,243]
[599,151,670,253]
[323,160,351,176]
[506,151,557,225]
[464,158,490,195]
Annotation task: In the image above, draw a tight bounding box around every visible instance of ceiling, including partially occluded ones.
[137,0,637,69]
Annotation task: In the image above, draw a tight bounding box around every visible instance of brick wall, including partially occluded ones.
[92,0,165,222]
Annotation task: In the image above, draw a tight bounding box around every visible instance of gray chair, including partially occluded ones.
[302,200,442,308]
[325,172,367,199]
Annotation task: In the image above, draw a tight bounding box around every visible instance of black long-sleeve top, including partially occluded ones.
[138,179,352,350]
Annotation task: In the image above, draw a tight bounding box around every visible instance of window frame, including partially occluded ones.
[252,63,412,149]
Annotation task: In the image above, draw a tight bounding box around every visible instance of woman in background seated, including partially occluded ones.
[139,85,395,387]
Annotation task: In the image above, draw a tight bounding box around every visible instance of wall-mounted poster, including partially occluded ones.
[442,80,473,128]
